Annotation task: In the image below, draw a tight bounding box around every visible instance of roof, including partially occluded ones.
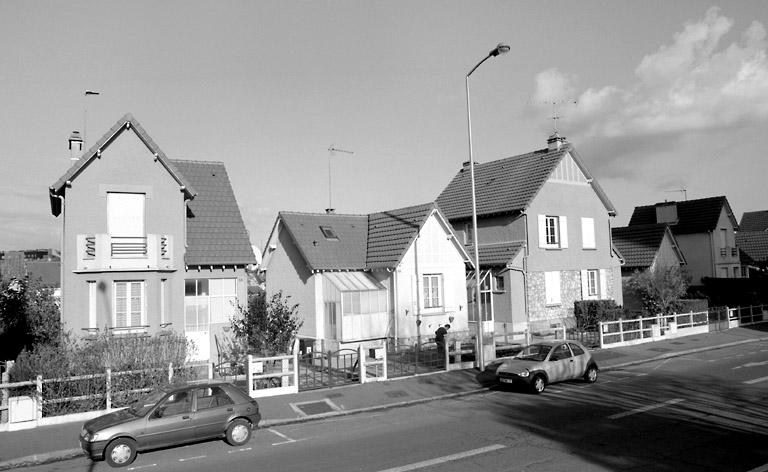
[271,203,469,272]
[465,241,526,267]
[736,231,768,264]
[436,142,616,221]
[170,160,256,266]
[49,114,195,216]
[740,211,768,232]
[611,223,684,269]
[627,196,738,235]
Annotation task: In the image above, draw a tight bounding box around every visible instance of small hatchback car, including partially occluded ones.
[80,381,260,467]
[494,340,598,394]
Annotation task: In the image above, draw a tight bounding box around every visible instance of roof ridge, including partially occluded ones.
[169,158,226,165]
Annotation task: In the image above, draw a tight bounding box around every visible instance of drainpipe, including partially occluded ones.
[391,268,398,348]
[57,194,66,322]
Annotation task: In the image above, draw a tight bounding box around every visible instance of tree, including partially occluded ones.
[230,288,303,355]
[0,276,63,361]
[627,266,690,316]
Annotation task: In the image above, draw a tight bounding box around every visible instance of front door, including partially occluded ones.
[191,386,236,439]
[141,390,194,448]
[547,343,575,382]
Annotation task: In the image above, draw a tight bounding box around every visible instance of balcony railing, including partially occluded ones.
[76,234,174,272]
[719,246,739,259]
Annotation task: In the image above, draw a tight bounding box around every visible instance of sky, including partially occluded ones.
[1,1,767,251]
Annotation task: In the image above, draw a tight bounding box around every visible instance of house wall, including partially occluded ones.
[676,233,713,284]
[394,215,469,341]
[452,214,526,245]
[651,233,685,272]
[59,130,186,334]
[264,225,318,339]
[500,251,527,331]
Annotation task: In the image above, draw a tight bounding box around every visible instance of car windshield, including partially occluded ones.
[515,344,552,362]
[129,390,169,416]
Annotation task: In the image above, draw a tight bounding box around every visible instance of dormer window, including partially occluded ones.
[320,226,339,240]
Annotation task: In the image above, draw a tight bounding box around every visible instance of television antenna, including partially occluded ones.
[327,144,354,213]
[665,188,688,201]
[528,98,577,133]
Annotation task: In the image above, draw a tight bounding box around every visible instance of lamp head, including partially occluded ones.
[490,43,511,57]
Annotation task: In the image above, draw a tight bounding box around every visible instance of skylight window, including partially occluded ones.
[320,226,339,240]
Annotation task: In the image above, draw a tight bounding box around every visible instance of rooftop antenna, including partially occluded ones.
[83,90,100,148]
[665,188,688,201]
[327,144,354,213]
[527,98,577,134]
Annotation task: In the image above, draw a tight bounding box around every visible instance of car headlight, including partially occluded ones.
[518,369,530,378]
[82,430,106,442]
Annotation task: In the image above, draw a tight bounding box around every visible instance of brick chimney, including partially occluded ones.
[547,132,566,151]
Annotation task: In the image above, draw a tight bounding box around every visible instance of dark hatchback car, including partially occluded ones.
[80,381,260,467]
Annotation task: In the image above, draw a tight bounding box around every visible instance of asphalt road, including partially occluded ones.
[23,340,768,472]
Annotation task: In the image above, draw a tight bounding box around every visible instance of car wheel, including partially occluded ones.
[584,365,598,383]
[531,375,546,394]
[105,438,137,468]
[226,419,252,446]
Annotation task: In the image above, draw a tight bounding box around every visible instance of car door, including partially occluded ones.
[568,343,588,379]
[191,386,236,439]
[139,390,195,449]
[546,344,575,383]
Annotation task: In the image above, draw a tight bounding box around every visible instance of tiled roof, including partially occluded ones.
[436,143,616,221]
[276,203,467,272]
[465,242,525,267]
[628,196,737,234]
[278,212,369,271]
[170,160,256,267]
[49,114,195,216]
[612,223,672,269]
[740,211,768,232]
[736,231,768,263]
[366,203,437,269]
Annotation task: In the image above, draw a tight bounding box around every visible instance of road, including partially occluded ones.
[24,339,768,472]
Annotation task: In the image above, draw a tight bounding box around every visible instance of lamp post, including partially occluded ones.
[466,43,509,369]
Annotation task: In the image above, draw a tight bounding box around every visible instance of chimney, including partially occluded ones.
[325,208,335,214]
[461,160,471,171]
[68,131,84,161]
[655,202,678,224]
[547,132,566,152]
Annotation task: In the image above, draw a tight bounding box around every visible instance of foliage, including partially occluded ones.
[573,299,626,329]
[627,267,690,316]
[230,288,303,356]
[0,276,63,361]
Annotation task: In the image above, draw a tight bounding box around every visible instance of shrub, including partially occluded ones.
[0,276,63,361]
[628,267,689,316]
[230,288,303,356]
[573,300,626,329]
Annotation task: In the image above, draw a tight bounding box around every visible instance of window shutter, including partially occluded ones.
[560,216,569,248]
[581,217,595,249]
[599,269,608,299]
[538,215,547,248]
[580,270,589,299]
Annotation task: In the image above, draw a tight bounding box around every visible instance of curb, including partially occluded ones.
[0,449,84,471]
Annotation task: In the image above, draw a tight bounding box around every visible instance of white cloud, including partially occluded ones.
[533,7,768,140]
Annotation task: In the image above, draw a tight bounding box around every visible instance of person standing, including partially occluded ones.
[435,324,450,366]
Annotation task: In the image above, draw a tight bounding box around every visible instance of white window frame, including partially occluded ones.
[586,269,598,297]
[544,271,561,305]
[538,215,568,249]
[581,217,596,249]
[423,274,443,309]
[107,192,145,237]
[185,278,238,330]
[88,281,97,329]
[113,281,146,331]
[545,216,559,246]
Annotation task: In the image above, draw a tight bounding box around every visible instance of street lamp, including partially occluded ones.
[466,43,509,368]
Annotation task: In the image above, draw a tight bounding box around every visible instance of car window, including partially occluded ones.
[130,389,169,417]
[516,344,552,362]
[549,344,572,361]
[569,343,585,356]
[153,390,192,418]
[194,386,234,410]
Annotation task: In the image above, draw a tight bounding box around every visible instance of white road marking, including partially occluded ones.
[744,375,768,385]
[178,455,206,462]
[733,360,768,369]
[267,428,301,445]
[227,447,252,453]
[127,465,157,470]
[374,444,507,472]
[608,398,684,420]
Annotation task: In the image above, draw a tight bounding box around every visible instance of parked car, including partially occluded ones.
[494,340,598,394]
[80,381,261,467]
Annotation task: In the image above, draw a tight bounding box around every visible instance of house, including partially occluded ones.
[627,196,740,283]
[49,114,255,361]
[260,203,472,352]
[435,133,623,335]
[737,210,768,276]
[0,249,61,290]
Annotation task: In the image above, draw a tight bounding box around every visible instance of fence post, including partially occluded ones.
[1,370,8,423]
[208,362,213,380]
[246,354,254,397]
[168,363,173,383]
[382,346,388,380]
[36,375,43,421]
[618,319,624,343]
[293,339,300,390]
[359,345,367,384]
[598,321,604,348]
[106,368,112,410]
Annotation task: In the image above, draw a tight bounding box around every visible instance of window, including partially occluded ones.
[720,228,728,248]
[88,281,97,329]
[320,226,338,240]
[185,278,238,330]
[550,344,572,361]
[586,269,599,296]
[733,267,739,278]
[581,217,595,249]
[494,274,505,292]
[544,271,561,305]
[107,193,145,237]
[464,223,474,245]
[538,215,568,249]
[154,391,192,418]
[114,281,145,329]
[569,343,585,356]
[193,386,234,410]
[423,274,443,308]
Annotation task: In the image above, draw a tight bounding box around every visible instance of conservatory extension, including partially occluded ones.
[323,272,388,344]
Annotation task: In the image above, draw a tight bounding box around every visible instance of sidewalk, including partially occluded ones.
[1,324,766,470]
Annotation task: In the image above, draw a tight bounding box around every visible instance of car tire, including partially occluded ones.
[104,438,137,468]
[531,375,546,394]
[225,419,252,446]
[584,365,598,383]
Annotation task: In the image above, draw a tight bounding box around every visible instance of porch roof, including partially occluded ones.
[324,271,385,292]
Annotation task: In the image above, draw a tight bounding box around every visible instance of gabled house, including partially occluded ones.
[737,210,768,276]
[611,224,686,276]
[260,203,472,351]
[435,133,623,334]
[49,114,255,361]
[627,196,740,283]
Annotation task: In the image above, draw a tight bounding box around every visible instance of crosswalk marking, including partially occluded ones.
[375,444,506,472]
[744,375,768,385]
